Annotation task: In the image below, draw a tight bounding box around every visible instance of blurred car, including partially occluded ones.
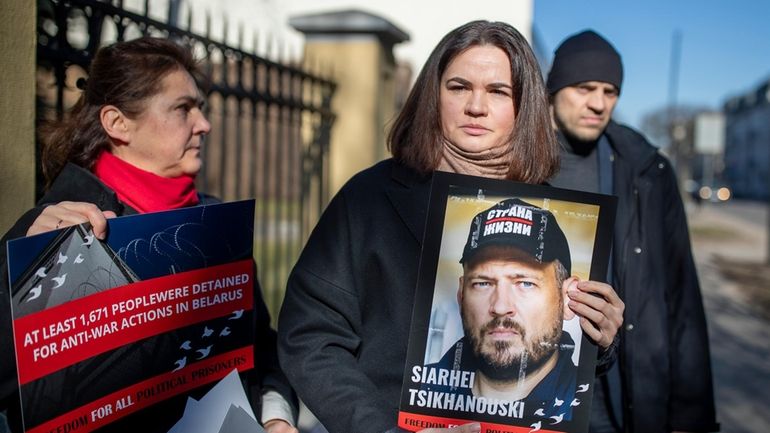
[697,185,731,202]
[684,179,731,203]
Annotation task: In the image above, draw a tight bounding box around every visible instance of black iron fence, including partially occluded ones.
[36,0,337,315]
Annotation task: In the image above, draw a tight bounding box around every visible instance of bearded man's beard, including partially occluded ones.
[464,315,562,383]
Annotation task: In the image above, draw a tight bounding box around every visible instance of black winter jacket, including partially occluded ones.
[0,163,296,432]
[278,160,429,433]
[278,159,617,433]
[605,122,718,433]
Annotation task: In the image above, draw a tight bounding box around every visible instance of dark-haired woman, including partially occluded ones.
[0,37,297,433]
[277,20,624,433]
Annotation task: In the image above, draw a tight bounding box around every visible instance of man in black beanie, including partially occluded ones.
[546,30,719,433]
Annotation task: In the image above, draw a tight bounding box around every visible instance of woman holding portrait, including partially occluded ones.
[277,20,625,433]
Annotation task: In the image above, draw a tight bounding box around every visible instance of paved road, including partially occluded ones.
[688,200,770,433]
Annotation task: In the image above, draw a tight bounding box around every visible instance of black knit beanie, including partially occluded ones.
[546,30,623,95]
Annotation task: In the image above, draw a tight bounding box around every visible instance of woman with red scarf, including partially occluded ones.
[0,38,298,433]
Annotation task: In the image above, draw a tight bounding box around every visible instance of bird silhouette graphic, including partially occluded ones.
[570,398,581,407]
[57,252,68,264]
[229,309,244,320]
[202,326,213,338]
[179,340,192,351]
[549,413,564,425]
[82,234,95,246]
[529,421,541,432]
[26,285,42,302]
[534,408,545,416]
[196,345,213,359]
[34,267,47,278]
[51,274,67,289]
[73,254,84,264]
[219,327,231,337]
[576,383,589,393]
[554,397,564,407]
[172,356,187,372]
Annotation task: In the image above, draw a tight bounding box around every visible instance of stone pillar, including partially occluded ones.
[291,9,409,195]
[0,0,36,233]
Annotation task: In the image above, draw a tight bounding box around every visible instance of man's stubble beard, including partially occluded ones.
[552,108,607,147]
[463,307,563,384]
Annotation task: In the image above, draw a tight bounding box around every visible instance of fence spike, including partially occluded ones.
[280,38,288,64]
[313,57,325,78]
[292,44,301,68]
[295,45,304,69]
[288,44,295,68]
[327,60,336,82]
[223,14,229,45]
[167,0,181,28]
[285,40,293,66]
[205,11,211,40]
[266,33,273,60]
[238,23,244,51]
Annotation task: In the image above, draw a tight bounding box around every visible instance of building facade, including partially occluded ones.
[723,78,770,200]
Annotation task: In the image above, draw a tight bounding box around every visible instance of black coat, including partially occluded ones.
[605,122,718,433]
[0,163,296,431]
[278,160,429,433]
[278,159,616,433]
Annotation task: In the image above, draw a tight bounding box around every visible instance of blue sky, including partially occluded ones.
[534,0,770,132]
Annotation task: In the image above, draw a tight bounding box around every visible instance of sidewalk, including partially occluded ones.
[687,200,770,433]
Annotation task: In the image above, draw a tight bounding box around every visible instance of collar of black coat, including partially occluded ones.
[604,121,659,171]
[389,157,432,187]
[386,158,432,244]
[39,163,127,214]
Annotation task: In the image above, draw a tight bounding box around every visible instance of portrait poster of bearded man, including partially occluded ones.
[398,173,616,433]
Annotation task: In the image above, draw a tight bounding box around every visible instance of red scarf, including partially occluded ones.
[93,151,199,213]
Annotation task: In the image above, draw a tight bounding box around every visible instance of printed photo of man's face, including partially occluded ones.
[458,245,568,383]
